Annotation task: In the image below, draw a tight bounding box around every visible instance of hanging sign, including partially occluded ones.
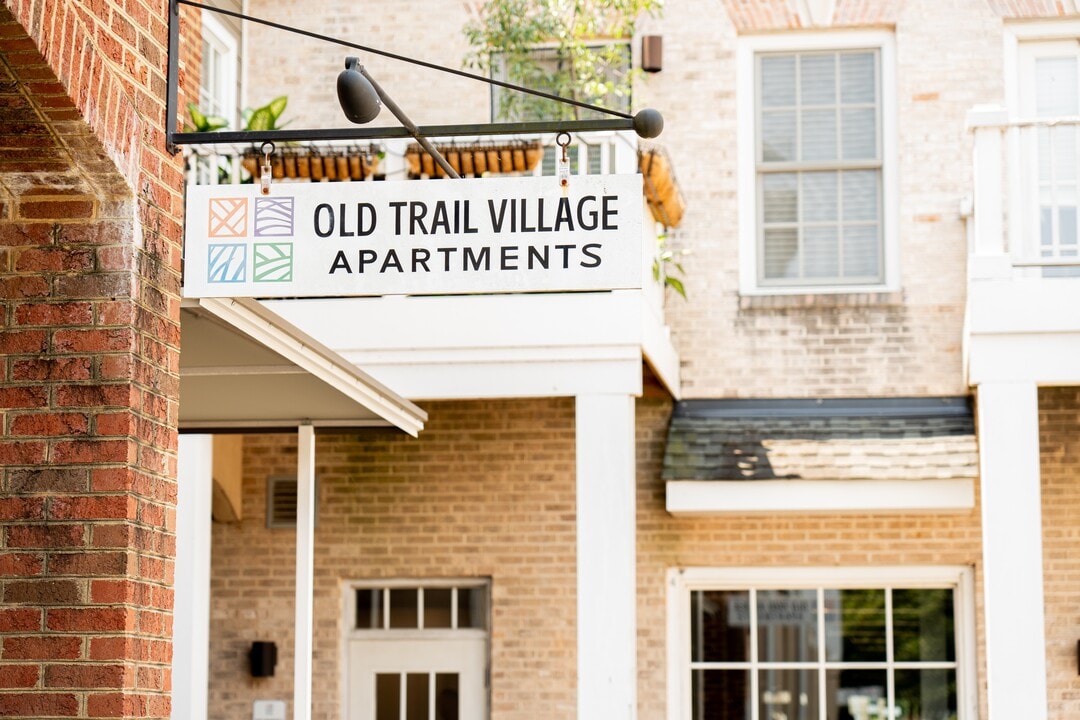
[182,174,644,298]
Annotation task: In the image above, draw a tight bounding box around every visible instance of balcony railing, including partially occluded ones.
[968,104,1080,279]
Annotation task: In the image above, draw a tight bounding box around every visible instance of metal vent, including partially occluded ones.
[266,476,317,528]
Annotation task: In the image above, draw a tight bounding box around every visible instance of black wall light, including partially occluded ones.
[165,0,664,156]
[641,35,662,73]
[249,641,277,678]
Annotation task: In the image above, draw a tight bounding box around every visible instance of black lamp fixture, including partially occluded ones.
[165,0,664,155]
[249,640,277,678]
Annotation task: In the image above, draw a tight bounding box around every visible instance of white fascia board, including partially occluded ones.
[265,290,679,399]
[967,278,1080,335]
[665,478,975,516]
[192,297,427,436]
[968,333,1080,386]
[351,354,644,400]
[966,277,1080,386]
[265,292,646,352]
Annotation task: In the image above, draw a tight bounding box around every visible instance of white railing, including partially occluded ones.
[969,105,1080,279]
[182,133,634,186]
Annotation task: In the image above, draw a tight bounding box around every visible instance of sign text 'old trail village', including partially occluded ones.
[183,174,644,298]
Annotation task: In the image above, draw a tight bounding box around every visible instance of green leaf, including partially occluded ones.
[186,102,207,131]
[266,95,288,121]
[245,107,275,131]
[203,115,229,131]
[665,275,687,299]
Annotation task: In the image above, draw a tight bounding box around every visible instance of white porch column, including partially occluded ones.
[576,394,637,719]
[294,424,316,720]
[172,434,213,720]
[977,382,1048,720]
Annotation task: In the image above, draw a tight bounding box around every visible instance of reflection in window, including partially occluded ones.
[375,672,461,720]
[355,583,489,631]
[689,586,958,720]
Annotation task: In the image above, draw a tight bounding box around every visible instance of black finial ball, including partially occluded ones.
[633,108,664,139]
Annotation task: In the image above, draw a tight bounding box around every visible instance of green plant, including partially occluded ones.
[241,95,290,131]
[184,102,229,132]
[464,0,663,122]
[652,234,687,299]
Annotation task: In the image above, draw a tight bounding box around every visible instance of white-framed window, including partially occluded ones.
[344,579,490,720]
[1006,22,1080,274]
[667,567,977,720]
[199,11,238,127]
[737,31,898,295]
[490,41,632,123]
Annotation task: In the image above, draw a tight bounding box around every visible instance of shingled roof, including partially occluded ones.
[661,398,978,483]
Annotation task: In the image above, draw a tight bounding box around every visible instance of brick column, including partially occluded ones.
[0,2,188,718]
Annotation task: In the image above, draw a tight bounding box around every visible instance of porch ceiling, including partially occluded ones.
[179,297,426,434]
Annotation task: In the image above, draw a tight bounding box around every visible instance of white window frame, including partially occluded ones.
[736,30,899,295]
[1003,19,1080,118]
[199,11,238,128]
[666,566,978,720]
[341,579,491,719]
[1003,21,1080,267]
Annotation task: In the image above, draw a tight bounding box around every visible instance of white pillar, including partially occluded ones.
[576,394,637,719]
[173,434,214,720]
[977,382,1048,720]
[294,425,316,720]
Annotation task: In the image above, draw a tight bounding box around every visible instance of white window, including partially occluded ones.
[345,580,490,720]
[737,32,897,294]
[1013,31,1080,273]
[199,11,238,127]
[668,567,977,720]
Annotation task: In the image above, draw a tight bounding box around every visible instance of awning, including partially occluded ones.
[179,297,426,435]
[663,398,977,514]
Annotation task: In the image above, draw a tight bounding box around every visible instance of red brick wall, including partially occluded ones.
[986,0,1080,17]
[0,1,189,717]
[720,0,902,32]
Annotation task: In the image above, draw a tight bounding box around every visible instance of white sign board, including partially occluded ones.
[183,174,644,298]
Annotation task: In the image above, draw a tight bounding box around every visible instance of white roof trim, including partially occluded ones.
[666,478,975,516]
[186,297,426,436]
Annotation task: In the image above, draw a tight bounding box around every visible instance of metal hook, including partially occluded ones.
[555,132,572,189]
[556,132,571,163]
[260,141,275,195]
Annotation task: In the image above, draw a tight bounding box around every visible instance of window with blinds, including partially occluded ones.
[756,49,883,287]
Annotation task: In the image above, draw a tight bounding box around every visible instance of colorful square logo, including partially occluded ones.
[254,197,296,237]
[208,197,248,238]
[208,244,247,283]
[253,243,294,282]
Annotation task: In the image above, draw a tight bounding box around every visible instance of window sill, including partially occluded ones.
[737,289,905,311]
[666,478,976,516]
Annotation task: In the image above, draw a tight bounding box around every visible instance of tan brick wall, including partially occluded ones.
[635,398,988,718]
[208,398,998,719]
[644,0,1004,398]
[234,0,1011,399]
[209,399,580,720]
[244,0,489,132]
[1039,386,1080,720]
